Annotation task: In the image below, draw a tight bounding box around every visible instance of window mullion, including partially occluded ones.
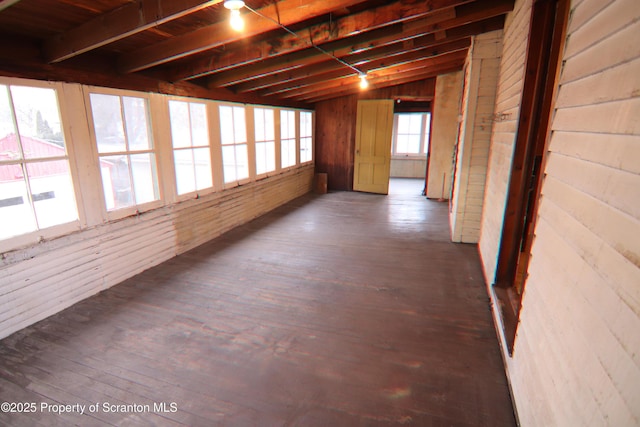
[119,97,138,206]
[420,114,426,154]
[190,148,197,190]
[7,87,41,230]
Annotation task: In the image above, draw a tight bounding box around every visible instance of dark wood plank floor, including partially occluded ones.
[0,179,516,426]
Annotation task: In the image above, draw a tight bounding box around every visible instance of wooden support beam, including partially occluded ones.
[283,50,467,101]
[165,24,407,82]
[168,0,469,82]
[203,1,509,89]
[44,0,223,64]
[117,0,365,73]
[301,59,464,103]
[0,0,20,12]
[174,0,511,83]
[406,0,512,34]
[236,42,409,93]
[242,34,470,95]
[256,38,471,97]
[204,26,404,88]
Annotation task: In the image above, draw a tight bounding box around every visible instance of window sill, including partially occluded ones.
[0,221,82,254]
[492,285,521,356]
[391,155,427,159]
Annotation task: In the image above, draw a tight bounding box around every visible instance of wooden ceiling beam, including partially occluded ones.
[174,0,511,83]
[169,0,471,82]
[0,0,20,12]
[303,63,460,103]
[43,0,223,64]
[204,26,404,88]
[406,0,512,33]
[207,13,502,90]
[117,0,365,73]
[300,58,464,103]
[242,34,471,94]
[256,38,470,96]
[347,0,511,51]
[235,41,409,93]
[203,0,509,88]
[282,49,467,100]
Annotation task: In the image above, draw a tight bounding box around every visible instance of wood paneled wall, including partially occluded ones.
[427,71,463,199]
[478,0,532,283]
[450,31,502,243]
[478,0,640,424]
[314,80,436,191]
[0,166,314,340]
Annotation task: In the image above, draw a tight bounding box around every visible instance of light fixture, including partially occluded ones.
[224,0,245,31]
[359,73,369,89]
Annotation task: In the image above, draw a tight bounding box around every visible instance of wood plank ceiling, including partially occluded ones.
[0,0,513,106]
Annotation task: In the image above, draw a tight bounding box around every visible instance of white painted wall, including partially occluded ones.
[478,0,532,283]
[0,79,314,340]
[390,157,426,178]
[478,0,640,425]
[0,167,313,339]
[426,71,463,199]
[450,31,502,243]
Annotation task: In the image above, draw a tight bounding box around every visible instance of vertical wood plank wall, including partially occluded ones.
[478,0,533,283]
[450,31,502,243]
[479,0,640,424]
[315,94,359,191]
[314,80,435,191]
[426,71,463,199]
[0,166,313,340]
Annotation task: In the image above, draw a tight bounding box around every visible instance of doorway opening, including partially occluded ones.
[388,100,432,196]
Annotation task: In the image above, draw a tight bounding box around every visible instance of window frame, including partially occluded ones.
[84,86,162,221]
[299,110,314,164]
[391,112,431,157]
[0,77,82,250]
[279,109,297,170]
[218,102,250,188]
[167,97,215,199]
[253,106,276,178]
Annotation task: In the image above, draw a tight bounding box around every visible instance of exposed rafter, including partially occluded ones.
[256,38,471,97]
[168,0,464,82]
[232,25,484,94]
[0,0,515,105]
[284,49,468,102]
[117,0,366,73]
[44,0,223,63]
[0,0,20,13]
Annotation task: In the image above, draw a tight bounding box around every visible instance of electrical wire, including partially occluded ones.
[243,4,366,77]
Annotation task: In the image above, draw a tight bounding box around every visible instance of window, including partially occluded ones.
[280,110,296,168]
[392,113,431,156]
[254,108,275,175]
[169,100,212,195]
[300,111,313,163]
[0,84,78,241]
[219,105,248,183]
[89,93,158,211]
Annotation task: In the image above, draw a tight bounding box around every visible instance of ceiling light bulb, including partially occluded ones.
[359,73,369,89]
[229,9,244,31]
[223,0,245,10]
